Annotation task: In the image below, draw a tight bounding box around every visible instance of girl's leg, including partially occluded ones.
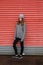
[20,41,24,55]
[13,38,19,55]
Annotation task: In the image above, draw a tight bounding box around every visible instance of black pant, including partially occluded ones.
[13,37,24,55]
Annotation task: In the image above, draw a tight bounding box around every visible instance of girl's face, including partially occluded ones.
[18,18,24,24]
[19,18,22,22]
[18,18,23,23]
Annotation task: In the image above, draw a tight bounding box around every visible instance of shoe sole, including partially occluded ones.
[18,57,23,59]
[12,56,19,58]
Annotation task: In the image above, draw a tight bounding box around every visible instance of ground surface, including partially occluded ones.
[0,55,43,65]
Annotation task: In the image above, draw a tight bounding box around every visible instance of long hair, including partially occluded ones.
[17,18,24,26]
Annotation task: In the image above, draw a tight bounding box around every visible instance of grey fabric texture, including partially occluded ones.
[14,23,26,41]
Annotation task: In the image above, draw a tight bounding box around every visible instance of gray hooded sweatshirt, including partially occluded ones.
[14,23,26,41]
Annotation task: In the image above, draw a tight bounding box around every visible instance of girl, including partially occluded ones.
[13,14,26,59]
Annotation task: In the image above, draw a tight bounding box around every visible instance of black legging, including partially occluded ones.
[13,37,24,55]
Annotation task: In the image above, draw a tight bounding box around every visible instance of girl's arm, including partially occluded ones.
[14,24,17,40]
[21,23,26,41]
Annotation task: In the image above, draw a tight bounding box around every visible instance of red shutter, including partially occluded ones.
[0,0,43,46]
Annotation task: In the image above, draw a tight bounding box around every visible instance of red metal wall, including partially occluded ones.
[0,0,43,46]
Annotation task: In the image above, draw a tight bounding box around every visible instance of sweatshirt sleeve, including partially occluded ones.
[14,24,17,40]
[21,23,26,41]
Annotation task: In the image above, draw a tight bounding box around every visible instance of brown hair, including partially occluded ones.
[17,18,24,26]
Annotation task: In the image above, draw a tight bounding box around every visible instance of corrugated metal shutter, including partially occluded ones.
[0,0,43,46]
